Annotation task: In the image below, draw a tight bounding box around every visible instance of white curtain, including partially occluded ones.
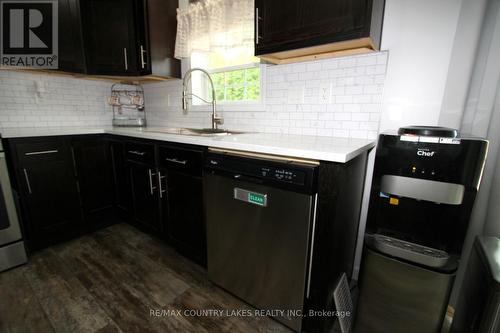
[174,0,254,60]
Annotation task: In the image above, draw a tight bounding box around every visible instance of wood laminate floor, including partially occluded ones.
[0,223,292,333]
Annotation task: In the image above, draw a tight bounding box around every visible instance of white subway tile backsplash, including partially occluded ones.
[334,113,352,121]
[339,58,356,68]
[357,56,377,66]
[335,95,353,104]
[333,129,350,138]
[352,95,373,104]
[0,70,112,129]
[0,51,388,139]
[326,104,343,113]
[272,75,285,83]
[285,73,299,81]
[303,113,318,120]
[352,113,370,121]
[318,113,334,121]
[361,104,381,112]
[344,104,362,113]
[306,62,322,72]
[345,85,363,95]
[291,63,306,73]
[298,72,315,81]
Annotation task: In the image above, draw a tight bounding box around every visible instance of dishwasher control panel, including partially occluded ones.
[205,152,317,192]
[259,166,305,185]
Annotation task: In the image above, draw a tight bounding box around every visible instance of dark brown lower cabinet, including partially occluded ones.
[6,137,82,250]
[72,136,115,229]
[109,140,132,218]
[129,162,161,233]
[5,135,207,265]
[163,169,206,265]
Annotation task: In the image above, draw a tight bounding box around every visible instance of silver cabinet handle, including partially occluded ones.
[140,45,147,69]
[123,48,128,70]
[165,157,187,165]
[255,8,260,44]
[148,169,157,195]
[23,168,32,194]
[25,149,58,156]
[157,172,166,198]
[128,150,146,156]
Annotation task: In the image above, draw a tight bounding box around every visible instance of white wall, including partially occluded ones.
[0,71,112,128]
[449,0,500,305]
[378,0,462,132]
[439,0,488,129]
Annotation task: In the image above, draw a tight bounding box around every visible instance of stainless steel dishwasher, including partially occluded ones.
[205,149,318,332]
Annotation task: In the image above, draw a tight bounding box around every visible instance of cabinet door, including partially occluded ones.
[255,0,300,52]
[133,0,150,74]
[72,137,115,228]
[13,139,82,249]
[110,141,132,217]
[166,171,206,265]
[58,0,86,73]
[81,0,141,75]
[296,0,370,41]
[130,163,161,232]
[146,0,181,78]
[255,0,372,55]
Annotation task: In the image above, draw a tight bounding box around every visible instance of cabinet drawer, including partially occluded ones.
[15,138,67,166]
[125,142,155,165]
[158,146,203,176]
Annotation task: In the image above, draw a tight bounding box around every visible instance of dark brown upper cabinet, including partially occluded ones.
[57,0,180,79]
[254,0,385,64]
[58,0,86,73]
[81,0,142,75]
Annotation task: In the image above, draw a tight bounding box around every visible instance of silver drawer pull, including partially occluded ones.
[255,8,261,44]
[165,157,187,165]
[23,168,32,194]
[140,45,147,68]
[148,169,157,195]
[25,149,58,156]
[128,150,146,156]
[124,48,128,70]
[158,172,166,198]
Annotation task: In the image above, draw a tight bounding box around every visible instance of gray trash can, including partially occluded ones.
[451,236,500,332]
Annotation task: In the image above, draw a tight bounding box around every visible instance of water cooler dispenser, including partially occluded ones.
[354,126,488,333]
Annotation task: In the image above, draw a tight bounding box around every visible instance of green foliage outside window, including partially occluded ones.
[212,67,260,102]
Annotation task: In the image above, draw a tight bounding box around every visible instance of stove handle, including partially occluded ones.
[23,168,32,194]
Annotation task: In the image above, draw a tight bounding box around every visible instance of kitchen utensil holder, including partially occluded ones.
[109,82,147,127]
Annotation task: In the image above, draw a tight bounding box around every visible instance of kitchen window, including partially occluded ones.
[175,0,263,108]
[190,52,263,105]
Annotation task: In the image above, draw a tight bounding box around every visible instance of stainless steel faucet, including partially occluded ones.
[182,68,224,130]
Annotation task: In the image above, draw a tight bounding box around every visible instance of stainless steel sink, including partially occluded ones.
[143,127,246,136]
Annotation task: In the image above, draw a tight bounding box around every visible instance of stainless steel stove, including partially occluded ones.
[0,138,27,272]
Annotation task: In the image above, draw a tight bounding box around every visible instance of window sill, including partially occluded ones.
[189,103,267,112]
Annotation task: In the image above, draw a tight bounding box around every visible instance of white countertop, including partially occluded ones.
[0,127,376,163]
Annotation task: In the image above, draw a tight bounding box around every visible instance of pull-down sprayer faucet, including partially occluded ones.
[182,68,224,130]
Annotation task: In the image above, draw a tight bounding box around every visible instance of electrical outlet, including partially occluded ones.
[319,81,331,104]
